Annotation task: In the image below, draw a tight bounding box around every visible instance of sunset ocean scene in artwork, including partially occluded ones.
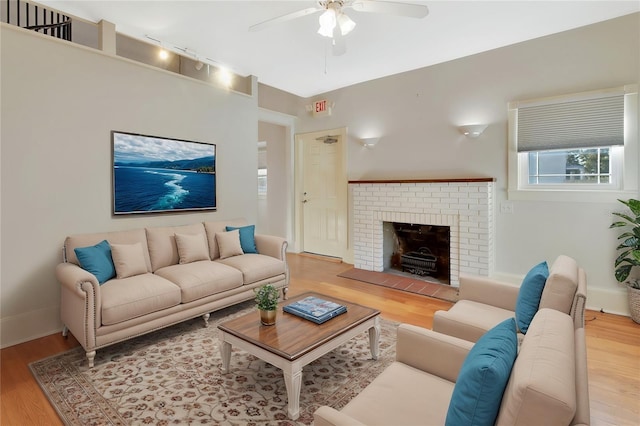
[113,132,216,214]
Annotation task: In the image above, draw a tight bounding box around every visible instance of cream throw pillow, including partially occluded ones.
[175,232,210,264]
[110,242,148,279]
[216,229,244,259]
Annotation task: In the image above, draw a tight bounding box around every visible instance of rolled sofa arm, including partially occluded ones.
[314,406,367,426]
[459,274,520,311]
[254,234,287,260]
[56,262,102,348]
[396,324,473,383]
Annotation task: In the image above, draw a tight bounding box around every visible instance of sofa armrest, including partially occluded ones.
[56,262,100,295]
[314,406,367,426]
[396,324,473,383]
[459,274,520,311]
[56,262,102,344]
[254,234,287,261]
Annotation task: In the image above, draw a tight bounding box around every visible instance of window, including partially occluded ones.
[258,168,267,197]
[508,85,638,201]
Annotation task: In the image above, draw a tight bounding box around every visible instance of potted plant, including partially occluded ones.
[610,198,640,323]
[254,284,280,325]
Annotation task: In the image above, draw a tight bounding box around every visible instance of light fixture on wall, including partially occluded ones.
[459,124,488,138]
[361,137,380,148]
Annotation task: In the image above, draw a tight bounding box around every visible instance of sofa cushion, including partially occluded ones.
[226,225,258,254]
[497,309,576,426]
[74,240,115,284]
[216,253,286,285]
[216,230,244,259]
[203,219,248,260]
[432,300,515,343]
[155,261,243,303]
[110,242,148,279]
[446,318,518,426]
[146,223,207,271]
[341,362,454,425]
[175,232,210,264]
[539,255,579,315]
[515,261,549,333]
[100,273,181,325]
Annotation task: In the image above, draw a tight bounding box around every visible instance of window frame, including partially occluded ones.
[507,84,638,202]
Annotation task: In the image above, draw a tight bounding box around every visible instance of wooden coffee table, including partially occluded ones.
[218,292,381,420]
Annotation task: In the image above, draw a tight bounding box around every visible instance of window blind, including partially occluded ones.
[517,94,624,152]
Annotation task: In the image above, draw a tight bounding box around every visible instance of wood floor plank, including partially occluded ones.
[1,254,638,425]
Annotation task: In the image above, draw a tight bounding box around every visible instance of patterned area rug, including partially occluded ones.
[30,301,397,425]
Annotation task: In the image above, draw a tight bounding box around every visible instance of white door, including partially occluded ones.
[298,130,347,258]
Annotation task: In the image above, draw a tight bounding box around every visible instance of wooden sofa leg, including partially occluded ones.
[86,351,96,368]
[62,325,69,338]
[202,313,210,328]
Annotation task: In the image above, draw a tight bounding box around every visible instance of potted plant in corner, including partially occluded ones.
[610,198,640,323]
[254,284,280,325]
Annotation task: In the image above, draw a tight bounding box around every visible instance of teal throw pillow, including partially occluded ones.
[515,261,549,333]
[225,225,258,254]
[74,240,116,284]
[445,318,518,426]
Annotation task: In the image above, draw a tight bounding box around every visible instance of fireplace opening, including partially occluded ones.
[382,222,450,285]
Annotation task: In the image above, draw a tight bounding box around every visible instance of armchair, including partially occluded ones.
[432,255,587,342]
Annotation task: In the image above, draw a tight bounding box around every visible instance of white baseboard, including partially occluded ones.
[0,305,62,349]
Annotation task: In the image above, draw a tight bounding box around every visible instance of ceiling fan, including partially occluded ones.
[249,1,429,56]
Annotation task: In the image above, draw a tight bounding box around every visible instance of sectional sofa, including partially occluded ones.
[56,219,288,367]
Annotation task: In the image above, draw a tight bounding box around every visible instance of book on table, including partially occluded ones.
[283,296,347,324]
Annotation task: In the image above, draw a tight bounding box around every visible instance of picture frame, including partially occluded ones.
[112,131,216,215]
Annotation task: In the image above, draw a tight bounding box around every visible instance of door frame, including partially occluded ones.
[294,127,349,260]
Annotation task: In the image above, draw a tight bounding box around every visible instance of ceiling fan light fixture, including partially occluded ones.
[337,12,356,35]
[318,9,337,37]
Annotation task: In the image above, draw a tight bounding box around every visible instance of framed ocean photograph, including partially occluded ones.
[112,131,216,215]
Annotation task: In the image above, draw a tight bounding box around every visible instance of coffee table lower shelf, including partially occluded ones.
[219,314,380,420]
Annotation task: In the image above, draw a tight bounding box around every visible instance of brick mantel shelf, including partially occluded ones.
[349,178,496,184]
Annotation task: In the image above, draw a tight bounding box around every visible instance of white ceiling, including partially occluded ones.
[38,1,639,98]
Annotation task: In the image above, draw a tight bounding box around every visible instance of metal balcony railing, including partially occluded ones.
[2,0,71,41]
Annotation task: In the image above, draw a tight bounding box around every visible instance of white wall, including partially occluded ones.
[295,14,640,315]
[0,25,259,347]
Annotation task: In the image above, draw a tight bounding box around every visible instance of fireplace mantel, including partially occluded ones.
[349,178,495,184]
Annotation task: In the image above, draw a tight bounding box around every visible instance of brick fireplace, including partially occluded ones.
[350,179,495,287]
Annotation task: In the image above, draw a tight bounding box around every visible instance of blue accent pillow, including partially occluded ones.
[445,318,518,426]
[74,240,115,284]
[515,261,549,333]
[225,225,258,254]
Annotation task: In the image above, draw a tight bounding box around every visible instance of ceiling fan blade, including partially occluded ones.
[349,1,429,18]
[249,6,322,32]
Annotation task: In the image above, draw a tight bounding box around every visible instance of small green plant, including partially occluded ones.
[254,284,280,311]
[610,198,640,289]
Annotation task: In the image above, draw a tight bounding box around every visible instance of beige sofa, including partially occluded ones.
[432,255,587,342]
[314,308,590,426]
[56,219,288,367]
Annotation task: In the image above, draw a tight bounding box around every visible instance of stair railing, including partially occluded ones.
[3,0,72,41]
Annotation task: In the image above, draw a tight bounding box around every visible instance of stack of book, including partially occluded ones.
[283,296,347,324]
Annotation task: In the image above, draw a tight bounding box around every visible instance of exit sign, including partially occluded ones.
[312,99,332,117]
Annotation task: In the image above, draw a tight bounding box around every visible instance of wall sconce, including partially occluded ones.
[459,124,488,138]
[361,137,380,148]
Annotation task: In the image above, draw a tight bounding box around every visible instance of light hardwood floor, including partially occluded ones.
[1,254,639,425]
